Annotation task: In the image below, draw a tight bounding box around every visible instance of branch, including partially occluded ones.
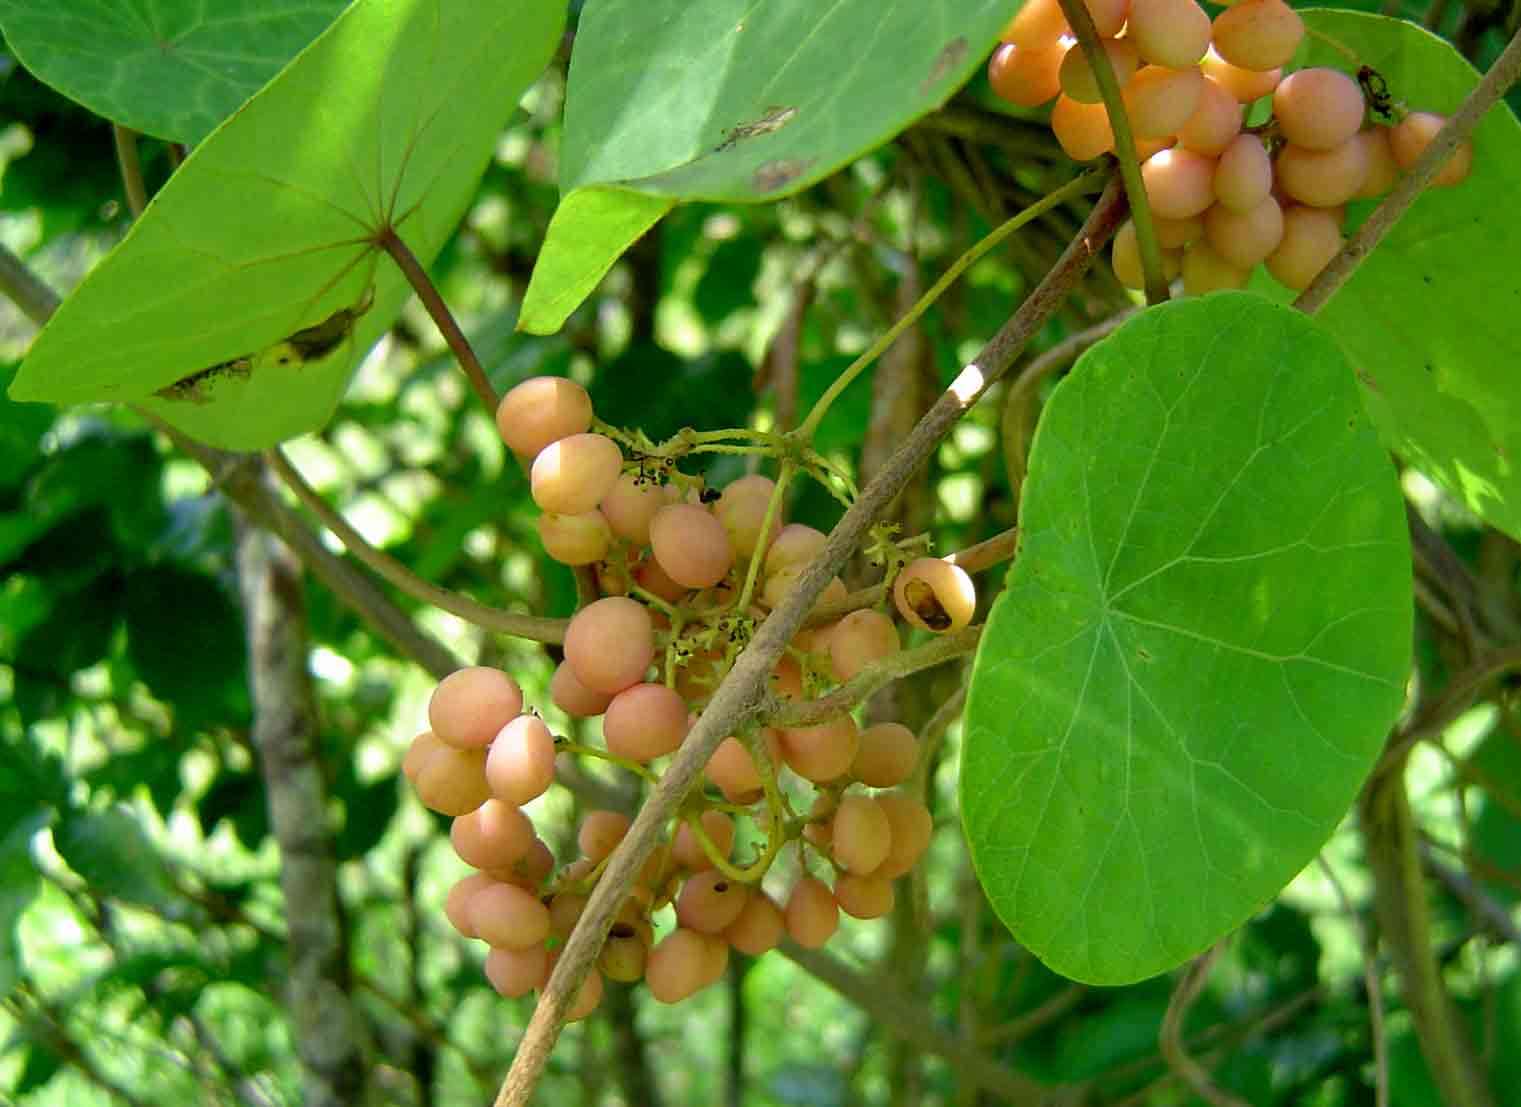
[1159,944,1252,1107]
[233,513,370,1107]
[112,125,148,218]
[772,625,981,727]
[266,446,568,644]
[1296,24,1521,313]
[151,426,460,679]
[376,226,498,414]
[778,942,1082,1105]
[492,175,1128,1106]
[807,524,1026,627]
[1422,844,1521,948]
[1374,643,1521,782]
[0,241,60,325]
[946,527,1019,574]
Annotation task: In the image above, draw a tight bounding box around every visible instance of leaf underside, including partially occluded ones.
[8,0,565,449]
[519,0,1016,333]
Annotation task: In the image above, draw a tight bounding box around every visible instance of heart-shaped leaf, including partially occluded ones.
[8,0,565,449]
[962,293,1411,985]
[518,0,1015,333]
[0,0,351,144]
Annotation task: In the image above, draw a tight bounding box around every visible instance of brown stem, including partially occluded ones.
[148,427,459,678]
[947,527,1019,573]
[375,226,498,414]
[1373,643,1521,781]
[1054,0,1167,304]
[492,176,1128,1107]
[1159,944,1252,1107]
[1296,24,1521,314]
[978,983,1088,1046]
[772,625,981,727]
[113,124,148,218]
[1361,759,1496,1107]
[233,512,370,1107]
[266,446,567,644]
[0,241,59,325]
[1422,844,1521,947]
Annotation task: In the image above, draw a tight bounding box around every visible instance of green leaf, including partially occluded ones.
[962,293,1411,985]
[124,566,248,726]
[8,0,565,449]
[519,0,1013,333]
[1467,723,1521,906]
[14,1041,63,1096]
[13,574,124,681]
[53,806,194,922]
[0,0,350,144]
[1271,11,1521,540]
[0,363,52,492]
[198,769,269,849]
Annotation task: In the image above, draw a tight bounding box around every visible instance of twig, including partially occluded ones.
[796,167,1110,440]
[778,942,1080,1105]
[266,446,568,644]
[1106,986,1324,1106]
[1159,943,1252,1107]
[1373,643,1521,782]
[946,527,1019,574]
[1296,24,1521,314]
[1422,844,1521,948]
[911,676,968,793]
[1054,0,1167,304]
[807,526,1027,627]
[773,625,981,727]
[375,226,499,414]
[491,175,1127,1107]
[113,125,148,218]
[148,426,460,678]
[978,982,1087,1046]
[0,241,60,325]
[1318,855,1389,1107]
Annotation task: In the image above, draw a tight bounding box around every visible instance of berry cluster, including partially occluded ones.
[987,0,1474,293]
[402,376,978,1018]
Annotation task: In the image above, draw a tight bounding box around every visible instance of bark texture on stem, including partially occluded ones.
[234,512,371,1107]
[493,175,1127,1107]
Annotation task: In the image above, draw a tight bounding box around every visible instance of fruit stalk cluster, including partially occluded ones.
[402,376,980,1016]
[988,0,1474,293]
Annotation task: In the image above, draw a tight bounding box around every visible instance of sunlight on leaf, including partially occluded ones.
[962,293,1411,985]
